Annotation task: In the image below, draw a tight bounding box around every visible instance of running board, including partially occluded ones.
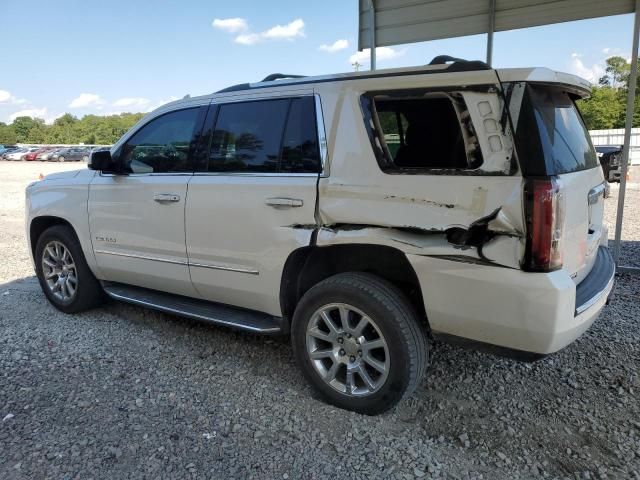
[102,282,284,334]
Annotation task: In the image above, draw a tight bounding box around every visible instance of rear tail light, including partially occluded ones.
[523,177,564,272]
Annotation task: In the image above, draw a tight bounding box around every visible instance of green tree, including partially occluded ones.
[599,56,632,88]
[577,86,626,130]
[0,122,18,144]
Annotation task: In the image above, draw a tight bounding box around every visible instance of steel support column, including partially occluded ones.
[369,0,376,70]
[487,0,496,66]
[613,0,640,274]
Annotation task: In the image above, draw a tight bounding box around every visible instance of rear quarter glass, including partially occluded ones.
[515,84,599,177]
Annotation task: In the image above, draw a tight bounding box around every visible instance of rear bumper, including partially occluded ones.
[408,247,615,357]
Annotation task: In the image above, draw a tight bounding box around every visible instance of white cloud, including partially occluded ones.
[112,97,151,108]
[68,93,105,108]
[262,18,304,40]
[212,17,248,33]
[9,107,47,121]
[145,95,179,112]
[214,17,305,45]
[349,47,405,65]
[603,48,611,54]
[235,33,263,45]
[319,39,348,53]
[570,53,605,83]
[0,89,27,105]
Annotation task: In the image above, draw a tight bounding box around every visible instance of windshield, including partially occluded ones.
[514,84,598,176]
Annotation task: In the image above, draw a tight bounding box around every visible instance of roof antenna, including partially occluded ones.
[183,94,191,99]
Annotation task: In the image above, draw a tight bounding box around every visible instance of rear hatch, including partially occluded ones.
[512,83,605,283]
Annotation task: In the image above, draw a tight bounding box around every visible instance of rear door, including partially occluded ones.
[185,93,322,316]
[89,106,206,297]
[514,84,605,283]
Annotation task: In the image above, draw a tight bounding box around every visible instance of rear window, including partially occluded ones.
[515,85,598,176]
[363,92,483,173]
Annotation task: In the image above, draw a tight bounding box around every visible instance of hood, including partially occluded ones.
[43,170,83,181]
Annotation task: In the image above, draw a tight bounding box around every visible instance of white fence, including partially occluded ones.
[589,129,640,165]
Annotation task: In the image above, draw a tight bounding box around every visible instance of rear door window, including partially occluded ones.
[206,97,321,174]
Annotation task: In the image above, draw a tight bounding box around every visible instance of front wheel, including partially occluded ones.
[35,225,104,313]
[291,272,428,415]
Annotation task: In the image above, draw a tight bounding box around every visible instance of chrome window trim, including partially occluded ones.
[314,93,329,177]
[99,172,194,178]
[94,249,259,275]
[192,172,318,178]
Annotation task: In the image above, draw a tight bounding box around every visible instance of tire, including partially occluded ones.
[35,225,104,313]
[82,156,89,162]
[291,272,428,415]
[58,156,65,162]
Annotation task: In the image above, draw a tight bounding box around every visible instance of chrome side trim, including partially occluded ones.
[189,261,259,275]
[575,270,615,316]
[94,249,187,265]
[94,249,259,275]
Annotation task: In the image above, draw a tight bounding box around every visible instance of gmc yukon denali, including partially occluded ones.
[26,58,615,414]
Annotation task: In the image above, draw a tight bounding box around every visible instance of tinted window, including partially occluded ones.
[208,97,320,173]
[280,98,321,173]
[120,108,199,174]
[528,86,598,175]
[373,95,480,171]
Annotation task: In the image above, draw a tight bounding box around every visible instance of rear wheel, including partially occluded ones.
[58,156,65,162]
[35,225,104,313]
[291,272,428,415]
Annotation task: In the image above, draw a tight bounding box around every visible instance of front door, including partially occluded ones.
[186,94,322,315]
[89,106,205,297]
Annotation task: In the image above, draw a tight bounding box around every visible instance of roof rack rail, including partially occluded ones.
[429,55,491,72]
[261,73,306,82]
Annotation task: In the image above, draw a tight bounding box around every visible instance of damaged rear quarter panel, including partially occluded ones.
[314,83,525,269]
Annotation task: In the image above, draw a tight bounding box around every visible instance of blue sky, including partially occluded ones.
[0,0,635,123]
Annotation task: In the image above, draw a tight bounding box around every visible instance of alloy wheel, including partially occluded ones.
[305,303,390,396]
[41,240,78,302]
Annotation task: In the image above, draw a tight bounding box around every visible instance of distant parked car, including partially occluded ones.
[49,147,90,162]
[0,145,18,156]
[36,148,59,161]
[25,148,52,161]
[6,147,38,161]
[595,145,623,183]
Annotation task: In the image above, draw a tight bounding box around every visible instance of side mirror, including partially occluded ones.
[88,150,118,173]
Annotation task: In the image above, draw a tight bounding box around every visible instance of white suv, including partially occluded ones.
[26,58,615,414]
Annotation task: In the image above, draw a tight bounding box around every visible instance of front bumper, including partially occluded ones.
[407,246,615,357]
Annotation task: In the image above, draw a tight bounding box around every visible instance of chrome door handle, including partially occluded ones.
[265,197,304,208]
[153,193,180,203]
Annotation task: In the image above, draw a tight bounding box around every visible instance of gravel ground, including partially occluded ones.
[1,161,639,480]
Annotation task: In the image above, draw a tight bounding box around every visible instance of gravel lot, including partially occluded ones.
[1,161,639,480]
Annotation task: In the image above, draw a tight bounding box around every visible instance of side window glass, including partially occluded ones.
[373,95,482,171]
[280,97,321,173]
[120,108,199,174]
[209,100,289,172]
[207,97,320,174]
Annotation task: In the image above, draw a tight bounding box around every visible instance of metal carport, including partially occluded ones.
[358,0,639,274]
